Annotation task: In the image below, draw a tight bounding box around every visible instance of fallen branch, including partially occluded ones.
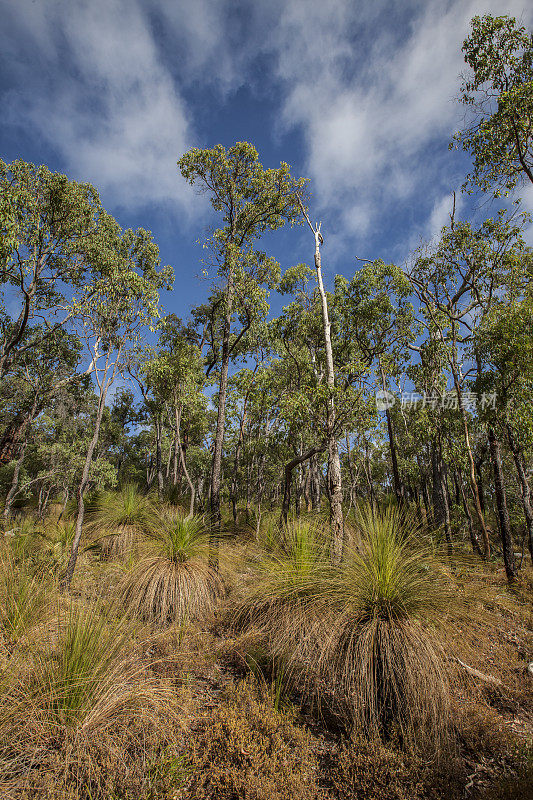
[455,657,503,686]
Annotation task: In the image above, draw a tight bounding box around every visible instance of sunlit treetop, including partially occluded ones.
[453,14,533,196]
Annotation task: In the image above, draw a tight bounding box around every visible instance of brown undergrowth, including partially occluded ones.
[0,509,532,799]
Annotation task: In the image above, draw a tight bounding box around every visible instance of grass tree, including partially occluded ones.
[120,510,222,625]
[85,483,155,559]
[318,505,454,749]
[60,218,172,591]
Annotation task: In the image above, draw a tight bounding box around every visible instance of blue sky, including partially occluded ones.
[2,0,533,326]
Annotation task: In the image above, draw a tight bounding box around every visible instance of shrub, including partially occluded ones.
[184,679,322,800]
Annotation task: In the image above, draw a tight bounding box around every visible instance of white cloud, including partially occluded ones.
[2,0,532,244]
[268,0,533,244]
[2,0,196,213]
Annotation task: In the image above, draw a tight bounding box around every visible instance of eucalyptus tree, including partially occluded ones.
[179,142,305,563]
[334,261,415,507]
[140,318,207,515]
[0,159,103,381]
[409,211,531,556]
[1,328,85,517]
[453,14,533,196]
[61,218,172,590]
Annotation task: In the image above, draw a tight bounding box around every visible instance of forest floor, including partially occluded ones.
[90,550,533,800]
[1,528,532,800]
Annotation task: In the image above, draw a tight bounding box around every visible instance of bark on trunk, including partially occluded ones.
[506,422,533,565]
[61,388,108,592]
[488,426,517,582]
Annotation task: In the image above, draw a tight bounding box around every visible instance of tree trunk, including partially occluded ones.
[310,453,320,510]
[379,363,404,505]
[450,367,490,556]
[230,406,247,528]
[61,387,108,592]
[166,438,173,480]
[506,422,533,565]
[58,487,69,522]
[209,262,235,568]
[475,449,486,514]
[281,446,325,525]
[155,417,164,496]
[303,211,343,563]
[0,401,41,465]
[364,447,376,506]
[488,426,517,582]
[175,406,195,519]
[345,432,356,510]
[458,468,482,555]
[431,438,452,552]
[3,440,28,519]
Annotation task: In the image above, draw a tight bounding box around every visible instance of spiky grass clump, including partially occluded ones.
[85,483,155,559]
[1,515,40,564]
[33,518,76,576]
[236,516,330,618]
[0,554,51,652]
[234,507,456,753]
[0,601,181,798]
[232,517,333,688]
[319,504,454,751]
[119,511,223,626]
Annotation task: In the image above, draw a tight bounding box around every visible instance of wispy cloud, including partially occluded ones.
[2,0,532,249]
[2,0,196,212]
[269,0,533,246]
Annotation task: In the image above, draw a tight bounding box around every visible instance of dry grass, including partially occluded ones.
[0,553,52,655]
[85,483,156,559]
[1,501,532,799]
[0,599,183,799]
[119,510,223,625]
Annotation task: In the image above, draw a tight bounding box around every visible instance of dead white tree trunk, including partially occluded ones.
[298,197,344,563]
